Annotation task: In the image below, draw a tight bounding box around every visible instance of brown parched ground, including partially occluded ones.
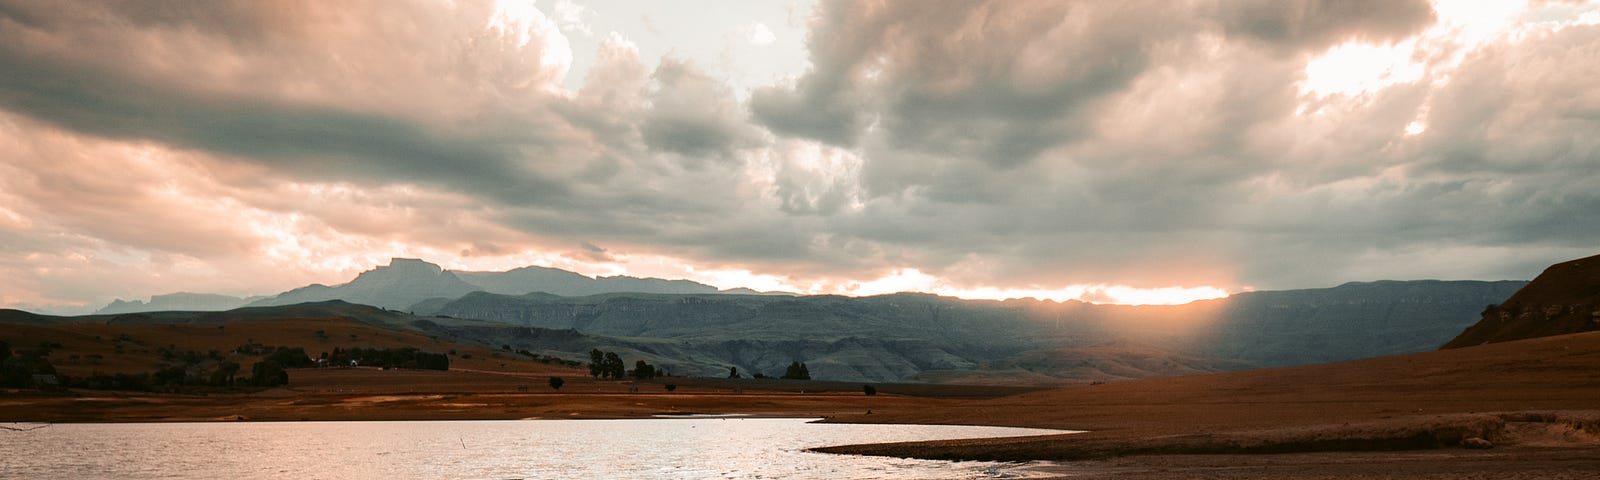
[5,326,1600,478]
[814,331,1600,478]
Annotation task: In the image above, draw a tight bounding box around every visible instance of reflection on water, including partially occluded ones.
[0,418,1068,479]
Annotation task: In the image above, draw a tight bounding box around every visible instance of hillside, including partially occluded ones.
[816,330,1600,463]
[1443,253,1600,348]
[0,316,584,380]
[416,280,1523,382]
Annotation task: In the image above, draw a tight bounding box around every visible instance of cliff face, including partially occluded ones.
[96,293,251,314]
[421,281,1525,382]
[1442,253,1600,349]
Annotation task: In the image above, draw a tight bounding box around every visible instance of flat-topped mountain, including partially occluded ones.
[105,258,781,314]
[1443,253,1600,348]
[247,258,481,310]
[95,292,257,315]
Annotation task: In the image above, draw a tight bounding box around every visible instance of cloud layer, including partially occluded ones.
[1,0,1597,312]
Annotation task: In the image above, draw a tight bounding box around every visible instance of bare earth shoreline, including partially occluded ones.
[7,332,1600,479]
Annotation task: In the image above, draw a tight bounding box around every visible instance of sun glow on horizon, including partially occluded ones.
[430,255,1231,306]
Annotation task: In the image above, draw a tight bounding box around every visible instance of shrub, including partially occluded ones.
[251,361,289,387]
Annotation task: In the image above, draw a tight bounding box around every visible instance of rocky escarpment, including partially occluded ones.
[1443,253,1600,349]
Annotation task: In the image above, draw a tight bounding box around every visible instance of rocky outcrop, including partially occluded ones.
[1443,253,1600,349]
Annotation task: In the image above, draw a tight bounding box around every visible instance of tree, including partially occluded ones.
[588,349,605,378]
[263,347,313,368]
[210,361,240,386]
[603,352,625,379]
[632,360,656,380]
[782,361,811,380]
[152,365,188,386]
[727,366,739,379]
[863,385,877,396]
[548,376,565,390]
[251,361,289,387]
[0,340,10,363]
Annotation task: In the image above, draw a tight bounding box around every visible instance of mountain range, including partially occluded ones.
[101,258,789,314]
[59,258,1530,383]
[96,292,263,314]
[410,280,1522,382]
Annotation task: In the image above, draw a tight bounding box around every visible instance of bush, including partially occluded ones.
[549,376,565,390]
[863,385,877,396]
[0,348,56,388]
[329,347,449,370]
[263,347,314,368]
[251,361,289,387]
[68,372,150,391]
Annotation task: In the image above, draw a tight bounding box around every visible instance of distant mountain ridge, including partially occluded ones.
[1443,253,1600,348]
[67,257,1536,383]
[247,258,481,310]
[42,276,1529,383]
[102,258,791,314]
[95,292,260,314]
[417,280,1525,382]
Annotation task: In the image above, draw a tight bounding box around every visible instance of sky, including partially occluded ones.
[2,0,1599,314]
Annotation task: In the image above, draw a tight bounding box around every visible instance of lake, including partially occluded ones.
[0,418,1070,479]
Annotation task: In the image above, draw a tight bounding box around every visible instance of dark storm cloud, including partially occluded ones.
[3,0,1598,312]
[1213,0,1436,50]
[640,58,764,160]
[750,0,1436,168]
[0,4,577,206]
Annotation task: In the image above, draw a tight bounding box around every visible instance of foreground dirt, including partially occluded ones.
[1030,447,1600,479]
[809,332,1600,478]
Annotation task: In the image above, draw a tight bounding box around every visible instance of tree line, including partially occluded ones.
[587,348,665,380]
[0,340,450,392]
[328,347,449,371]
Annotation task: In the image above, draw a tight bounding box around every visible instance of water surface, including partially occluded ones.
[0,418,1069,479]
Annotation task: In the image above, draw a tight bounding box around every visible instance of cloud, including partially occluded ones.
[744,22,777,46]
[1,0,1598,312]
[641,57,765,160]
[1213,0,1436,51]
[753,0,1436,164]
[571,241,618,263]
